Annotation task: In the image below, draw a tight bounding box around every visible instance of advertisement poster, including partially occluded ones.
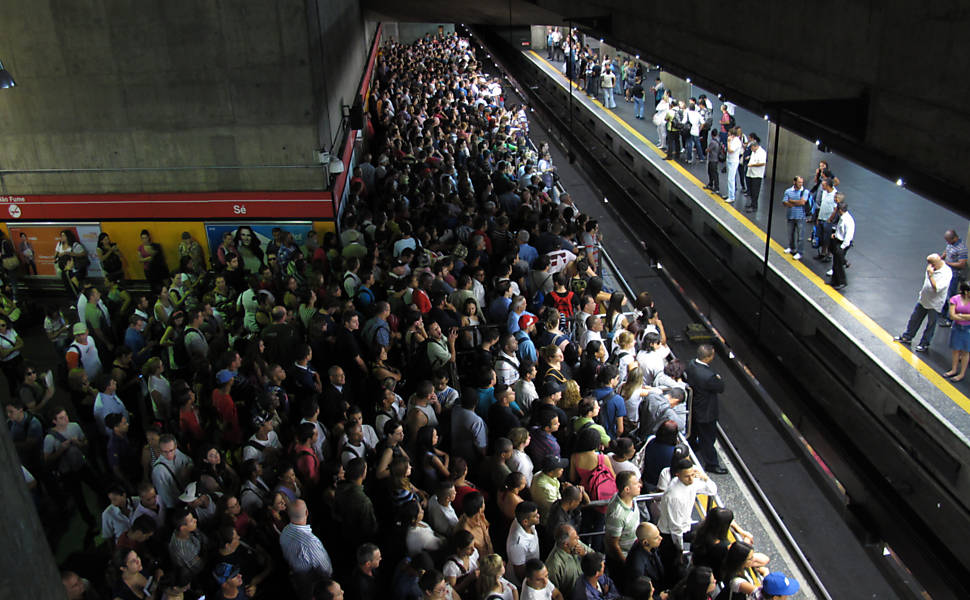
[7,223,104,277]
[204,222,314,273]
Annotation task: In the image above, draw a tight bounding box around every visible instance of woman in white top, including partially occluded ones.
[618,365,652,426]
[144,357,172,422]
[478,553,519,600]
[506,427,534,486]
[443,529,481,596]
[153,285,175,326]
[608,437,640,480]
[636,331,671,385]
[611,331,637,384]
[405,500,446,557]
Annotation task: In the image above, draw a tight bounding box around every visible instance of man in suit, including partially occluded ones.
[684,344,727,474]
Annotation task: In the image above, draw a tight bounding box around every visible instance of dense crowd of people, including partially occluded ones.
[3,32,800,600]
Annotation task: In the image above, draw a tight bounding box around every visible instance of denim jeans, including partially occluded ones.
[685,135,702,161]
[603,87,616,108]
[726,161,739,200]
[787,219,805,255]
[633,96,644,118]
[904,303,938,346]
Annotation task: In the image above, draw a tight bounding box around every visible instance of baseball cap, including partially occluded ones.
[216,369,234,385]
[181,231,191,240]
[761,573,800,596]
[72,322,88,335]
[212,562,240,585]
[252,410,271,427]
[178,481,200,504]
[541,455,568,472]
[541,380,563,397]
[518,314,538,330]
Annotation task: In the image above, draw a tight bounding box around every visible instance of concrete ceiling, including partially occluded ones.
[363,0,562,26]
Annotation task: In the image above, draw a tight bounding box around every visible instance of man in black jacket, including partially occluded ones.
[684,344,727,474]
[624,522,665,593]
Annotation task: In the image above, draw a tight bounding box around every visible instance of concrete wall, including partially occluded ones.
[383,23,456,45]
[307,0,374,165]
[0,0,371,194]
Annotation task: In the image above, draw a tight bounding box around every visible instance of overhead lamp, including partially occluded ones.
[895,178,904,187]
[0,60,15,89]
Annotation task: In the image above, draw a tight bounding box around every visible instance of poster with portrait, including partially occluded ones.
[204,222,314,273]
[7,223,104,277]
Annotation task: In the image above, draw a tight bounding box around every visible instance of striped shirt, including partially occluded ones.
[783,186,808,220]
[280,523,332,577]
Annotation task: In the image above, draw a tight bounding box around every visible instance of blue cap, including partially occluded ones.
[216,369,234,385]
[761,573,800,596]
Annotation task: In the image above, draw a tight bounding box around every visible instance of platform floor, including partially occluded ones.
[525,49,970,446]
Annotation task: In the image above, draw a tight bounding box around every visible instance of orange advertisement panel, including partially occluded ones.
[7,223,104,277]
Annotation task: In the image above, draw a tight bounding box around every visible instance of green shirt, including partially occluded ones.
[530,471,561,523]
[427,337,452,369]
[84,302,104,331]
[605,494,639,554]
[545,542,593,595]
[572,417,611,447]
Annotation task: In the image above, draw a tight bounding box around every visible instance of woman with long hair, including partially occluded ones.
[415,425,450,492]
[477,553,519,600]
[575,340,607,395]
[110,548,152,599]
[714,541,758,599]
[403,498,447,557]
[234,225,265,274]
[143,357,172,424]
[619,365,651,430]
[669,566,716,600]
[97,232,124,280]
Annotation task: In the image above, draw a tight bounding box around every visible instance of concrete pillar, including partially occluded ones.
[531,26,547,50]
[766,122,825,189]
[659,72,689,103]
[0,430,64,598]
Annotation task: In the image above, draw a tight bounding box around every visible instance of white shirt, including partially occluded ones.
[746,146,767,178]
[495,352,521,386]
[506,520,540,586]
[656,476,718,548]
[242,431,282,463]
[636,347,670,384]
[834,211,855,250]
[514,379,538,413]
[507,449,535,486]
[726,137,743,163]
[444,548,480,580]
[67,337,102,380]
[687,108,702,136]
[817,187,838,221]
[427,495,459,536]
[920,265,953,310]
[579,329,604,352]
[406,521,446,556]
[520,580,555,600]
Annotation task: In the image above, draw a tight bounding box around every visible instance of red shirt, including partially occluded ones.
[292,443,319,485]
[413,289,432,314]
[212,389,241,444]
[179,406,204,442]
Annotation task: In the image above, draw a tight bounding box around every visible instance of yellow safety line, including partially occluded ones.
[529,50,970,415]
